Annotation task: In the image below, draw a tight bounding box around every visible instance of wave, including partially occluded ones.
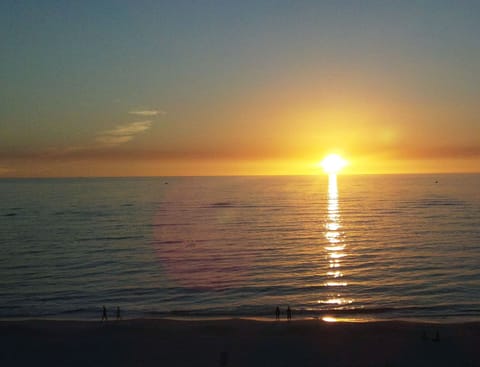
[207,202,292,209]
[76,235,144,242]
[4,303,480,321]
[144,304,480,321]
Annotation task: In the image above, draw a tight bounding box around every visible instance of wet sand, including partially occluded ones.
[1,318,480,366]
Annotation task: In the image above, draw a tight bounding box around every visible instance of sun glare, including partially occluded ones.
[320,154,348,174]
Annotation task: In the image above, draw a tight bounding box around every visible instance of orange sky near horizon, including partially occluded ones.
[2,89,479,176]
[1,2,479,177]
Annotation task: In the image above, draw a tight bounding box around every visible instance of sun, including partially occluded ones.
[320,154,348,174]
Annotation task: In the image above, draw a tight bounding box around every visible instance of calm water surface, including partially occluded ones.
[1,174,479,322]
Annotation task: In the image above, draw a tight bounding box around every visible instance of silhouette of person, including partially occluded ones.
[275,306,280,320]
[287,305,292,321]
[219,350,228,367]
[116,306,121,321]
[102,305,108,321]
[422,330,428,341]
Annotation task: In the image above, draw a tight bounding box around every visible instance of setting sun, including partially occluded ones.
[320,154,348,174]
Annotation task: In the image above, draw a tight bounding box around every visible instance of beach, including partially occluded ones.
[2,318,480,366]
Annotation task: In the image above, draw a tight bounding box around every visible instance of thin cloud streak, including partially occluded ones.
[95,121,152,147]
[27,120,155,158]
[382,145,480,160]
[1,137,480,165]
[129,109,166,117]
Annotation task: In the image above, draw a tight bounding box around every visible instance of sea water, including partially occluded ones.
[1,174,479,322]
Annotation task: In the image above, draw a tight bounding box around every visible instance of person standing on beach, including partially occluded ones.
[102,305,108,321]
[275,306,280,320]
[287,305,292,321]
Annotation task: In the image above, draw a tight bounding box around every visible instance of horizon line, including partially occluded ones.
[1,172,479,180]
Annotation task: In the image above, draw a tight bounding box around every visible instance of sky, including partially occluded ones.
[1,0,480,177]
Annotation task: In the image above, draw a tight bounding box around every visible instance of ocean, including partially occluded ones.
[1,174,479,322]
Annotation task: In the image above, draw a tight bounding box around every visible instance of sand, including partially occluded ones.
[1,318,480,366]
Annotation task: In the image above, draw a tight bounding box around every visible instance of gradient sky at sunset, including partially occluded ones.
[1,1,479,177]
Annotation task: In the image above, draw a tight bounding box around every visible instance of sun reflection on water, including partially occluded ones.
[322,174,353,309]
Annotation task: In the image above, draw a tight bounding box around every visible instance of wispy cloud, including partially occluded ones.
[41,120,154,157]
[0,107,163,167]
[129,109,166,117]
[95,121,153,147]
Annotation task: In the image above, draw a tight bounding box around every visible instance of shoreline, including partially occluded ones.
[2,318,480,366]
[2,314,480,324]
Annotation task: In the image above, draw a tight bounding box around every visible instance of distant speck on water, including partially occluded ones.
[5,213,17,217]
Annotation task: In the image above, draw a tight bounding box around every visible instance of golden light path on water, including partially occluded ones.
[321,174,353,320]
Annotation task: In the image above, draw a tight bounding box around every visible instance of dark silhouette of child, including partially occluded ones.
[116,306,121,321]
[422,330,428,341]
[275,306,280,320]
[102,305,108,321]
[287,305,292,321]
[219,350,228,367]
